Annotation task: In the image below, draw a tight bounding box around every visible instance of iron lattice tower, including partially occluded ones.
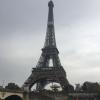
[23,0,70,92]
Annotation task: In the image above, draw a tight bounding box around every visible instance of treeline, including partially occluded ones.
[0,83,22,91]
[0,81,100,93]
[75,81,100,93]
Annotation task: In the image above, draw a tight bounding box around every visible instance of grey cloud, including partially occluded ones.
[0,0,100,86]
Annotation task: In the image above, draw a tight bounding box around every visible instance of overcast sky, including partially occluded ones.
[0,0,100,87]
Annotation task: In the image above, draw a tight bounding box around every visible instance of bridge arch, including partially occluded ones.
[5,95,22,100]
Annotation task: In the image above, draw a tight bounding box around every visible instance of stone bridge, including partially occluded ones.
[68,93,99,100]
[0,90,26,100]
[30,91,68,100]
[0,90,99,100]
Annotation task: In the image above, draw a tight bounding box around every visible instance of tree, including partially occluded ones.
[82,81,100,93]
[5,83,21,90]
[50,84,60,92]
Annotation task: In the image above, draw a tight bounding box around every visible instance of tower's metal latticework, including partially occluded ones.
[23,0,71,92]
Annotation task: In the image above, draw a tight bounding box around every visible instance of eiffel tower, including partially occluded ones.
[23,0,71,92]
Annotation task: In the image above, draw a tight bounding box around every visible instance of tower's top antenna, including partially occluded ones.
[44,0,56,48]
